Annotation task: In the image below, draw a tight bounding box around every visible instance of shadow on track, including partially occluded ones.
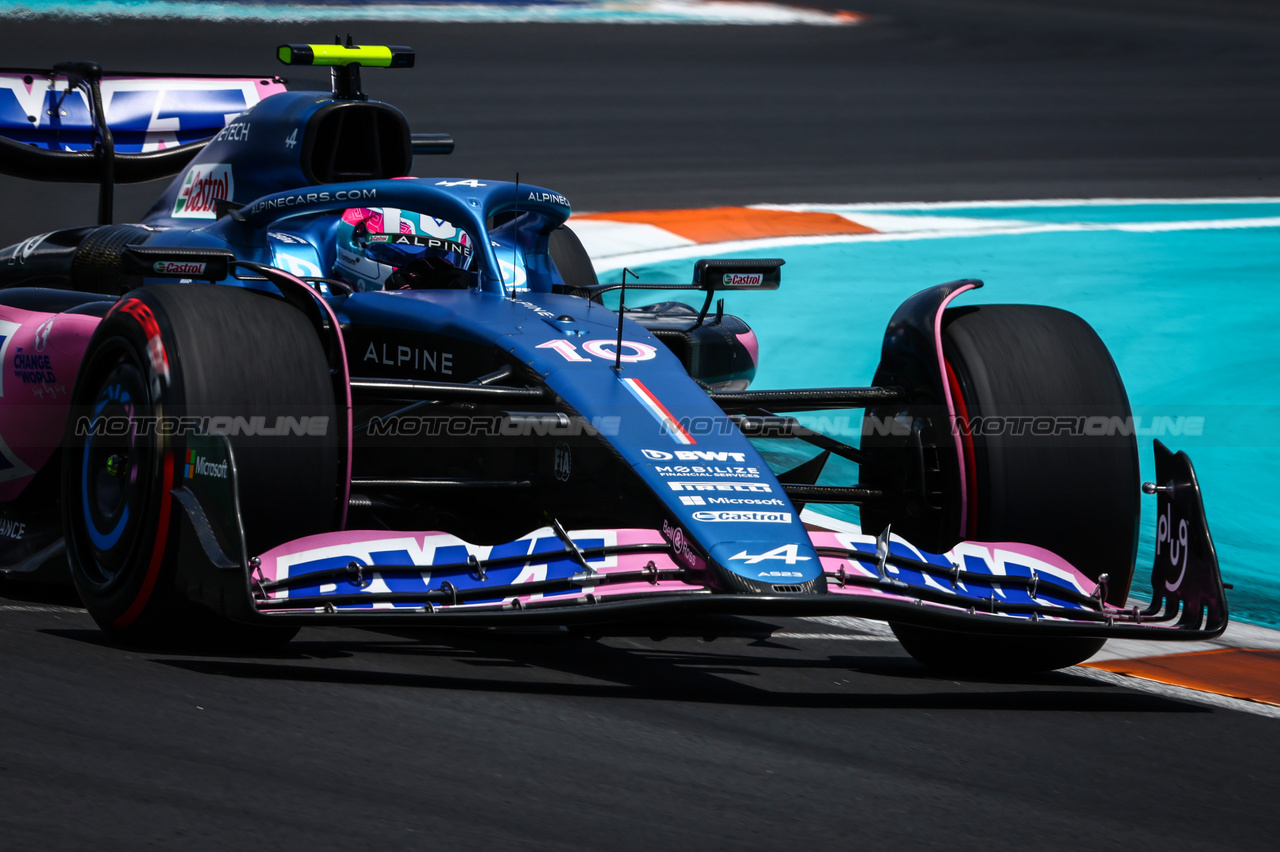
[43,625,1210,714]
[0,577,80,606]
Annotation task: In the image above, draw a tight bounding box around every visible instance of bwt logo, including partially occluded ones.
[723,272,763,286]
[154,261,207,275]
[642,449,747,462]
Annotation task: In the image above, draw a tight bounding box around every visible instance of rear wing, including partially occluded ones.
[0,63,285,222]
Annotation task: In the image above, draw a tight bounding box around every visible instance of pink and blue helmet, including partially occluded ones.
[333,206,474,291]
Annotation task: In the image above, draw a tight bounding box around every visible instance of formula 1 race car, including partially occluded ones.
[0,43,1228,673]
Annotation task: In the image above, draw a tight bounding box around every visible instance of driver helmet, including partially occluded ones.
[333,206,473,291]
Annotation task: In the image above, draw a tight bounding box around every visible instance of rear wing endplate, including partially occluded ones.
[0,64,285,222]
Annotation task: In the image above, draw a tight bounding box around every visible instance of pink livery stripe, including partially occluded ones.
[620,377,696,445]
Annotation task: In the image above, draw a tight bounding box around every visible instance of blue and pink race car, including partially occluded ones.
[0,43,1228,672]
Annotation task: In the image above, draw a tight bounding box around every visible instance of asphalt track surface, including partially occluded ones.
[3,2,1280,849]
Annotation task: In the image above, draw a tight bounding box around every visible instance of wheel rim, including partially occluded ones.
[75,342,158,586]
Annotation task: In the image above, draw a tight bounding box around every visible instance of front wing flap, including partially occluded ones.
[171,434,1226,637]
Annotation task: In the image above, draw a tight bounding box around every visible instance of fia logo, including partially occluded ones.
[553,443,572,482]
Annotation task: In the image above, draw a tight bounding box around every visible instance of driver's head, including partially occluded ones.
[333,207,473,291]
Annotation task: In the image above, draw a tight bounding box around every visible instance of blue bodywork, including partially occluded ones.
[127,88,822,590]
[0,64,1232,647]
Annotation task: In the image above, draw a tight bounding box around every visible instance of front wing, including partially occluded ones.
[172,434,1227,639]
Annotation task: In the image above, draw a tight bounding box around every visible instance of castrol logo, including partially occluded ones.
[722,272,763,286]
[173,164,234,219]
[153,261,207,275]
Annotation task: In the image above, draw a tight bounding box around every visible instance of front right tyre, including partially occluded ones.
[876,304,1140,674]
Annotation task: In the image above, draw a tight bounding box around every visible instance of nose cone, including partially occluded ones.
[709,540,825,593]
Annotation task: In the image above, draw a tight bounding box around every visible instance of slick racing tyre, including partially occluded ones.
[549,224,598,292]
[888,304,1140,674]
[64,284,340,648]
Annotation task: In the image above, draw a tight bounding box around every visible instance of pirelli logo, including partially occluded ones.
[667,481,772,493]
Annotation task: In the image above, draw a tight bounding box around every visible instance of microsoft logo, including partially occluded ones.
[184,449,228,480]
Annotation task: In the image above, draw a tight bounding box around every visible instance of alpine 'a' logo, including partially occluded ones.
[173,164,234,219]
[728,544,812,565]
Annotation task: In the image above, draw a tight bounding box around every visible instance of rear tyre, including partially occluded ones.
[64,284,340,649]
[889,304,1140,674]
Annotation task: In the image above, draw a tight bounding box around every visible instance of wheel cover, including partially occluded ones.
[74,343,158,586]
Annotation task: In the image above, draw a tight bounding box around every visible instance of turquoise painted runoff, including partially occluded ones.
[1,0,842,24]
[610,204,1280,628]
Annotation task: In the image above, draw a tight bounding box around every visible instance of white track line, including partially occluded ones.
[797,511,1280,717]
[1069,667,1280,719]
[804,615,898,638]
[0,604,85,613]
[771,632,899,641]
[591,216,1280,270]
[1090,621,1280,663]
[588,217,1280,269]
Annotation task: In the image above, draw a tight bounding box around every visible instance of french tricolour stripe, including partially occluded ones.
[620,377,696,445]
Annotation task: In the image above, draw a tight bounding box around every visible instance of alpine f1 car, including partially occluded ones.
[0,43,1228,672]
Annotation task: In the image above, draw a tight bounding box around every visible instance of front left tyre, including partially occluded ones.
[64,283,341,647]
